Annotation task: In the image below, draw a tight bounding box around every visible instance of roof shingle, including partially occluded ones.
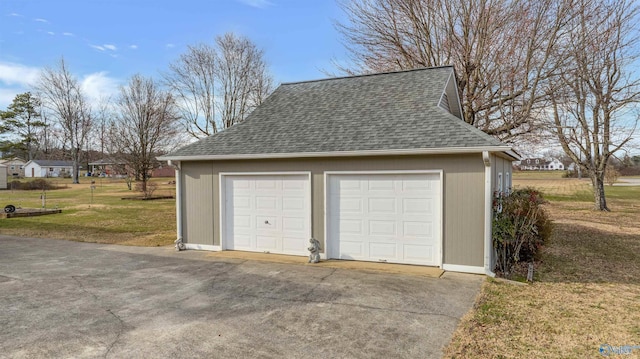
[165,66,505,158]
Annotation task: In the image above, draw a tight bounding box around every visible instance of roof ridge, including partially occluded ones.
[281,65,454,86]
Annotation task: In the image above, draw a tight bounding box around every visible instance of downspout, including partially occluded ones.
[168,160,185,251]
[482,151,496,277]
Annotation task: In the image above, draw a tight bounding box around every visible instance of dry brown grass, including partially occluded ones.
[444,172,640,359]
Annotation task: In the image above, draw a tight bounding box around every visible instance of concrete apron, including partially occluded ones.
[207,250,445,278]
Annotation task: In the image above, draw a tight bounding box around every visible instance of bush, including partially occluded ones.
[7,179,64,191]
[493,188,552,278]
[134,180,158,199]
[605,166,620,186]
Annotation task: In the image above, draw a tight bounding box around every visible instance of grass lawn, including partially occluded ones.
[444,171,640,358]
[0,177,176,246]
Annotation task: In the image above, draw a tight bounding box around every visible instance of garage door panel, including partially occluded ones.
[402,178,431,191]
[256,196,278,210]
[282,217,305,231]
[255,179,277,189]
[224,175,310,255]
[231,234,252,248]
[233,196,252,209]
[335,197,362,213]
[368,179,395,191]
[402,198,429,214]
[368,198,396,214]
[233,215,252,229]
[282,197,305,211]
[282,236,306,254]
[339,241,364,259]
[335,178,362,191]
[256,215,279,231]
[256,235,278,251]
[232,179,251,189]
[369,220,396,236]
[338,219,362,234]
[403,221,431,237]
[403,245,433,262]
[369,242,397,259]
[282,180,305,190]
[327,173,441,266]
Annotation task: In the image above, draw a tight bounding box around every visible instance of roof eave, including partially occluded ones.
[158,146,515,161]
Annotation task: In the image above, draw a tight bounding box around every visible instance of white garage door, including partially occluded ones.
[327,173,441,266]
[223,174,310,255]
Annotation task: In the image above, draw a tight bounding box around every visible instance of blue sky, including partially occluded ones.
[0,0,349,108]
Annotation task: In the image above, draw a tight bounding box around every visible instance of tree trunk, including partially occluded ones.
[591,173,609,211]
[72,148,80,184]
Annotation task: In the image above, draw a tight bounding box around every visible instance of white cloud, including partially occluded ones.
[236,0,273,8]
[90,44,105,51]
[34,18,49,23]
[0,62,41,108]
[103,44,117,51]
[9,13,22,17]
[0,61,41,86]
[47,31,55,35]
[166,43,175,48]
[63,32,74,36]
[81,72,120,104]
[0,88,21,108]
[129,44,138,50]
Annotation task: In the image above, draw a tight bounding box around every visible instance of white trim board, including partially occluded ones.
[184,244,220,251]
[442,264,486,275]
[158,146,514,161]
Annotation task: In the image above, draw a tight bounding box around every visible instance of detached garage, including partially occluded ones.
[159,66,518,275]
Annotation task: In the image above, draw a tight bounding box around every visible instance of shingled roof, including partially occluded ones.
[162,66,508,160]
[28,160,74,167]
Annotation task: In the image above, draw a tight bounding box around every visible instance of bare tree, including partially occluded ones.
[216,32,274,129]
[549,0,640,211]
[164,33,274,138]
[336,0,572,142]
[113,74,179,197]
[164,43,218,138]
[36,58,92,183]
[92,97,114,158]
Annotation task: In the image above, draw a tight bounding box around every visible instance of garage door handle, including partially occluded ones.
[264,220,270,224]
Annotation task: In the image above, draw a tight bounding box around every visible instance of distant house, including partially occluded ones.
[24,160,74,178]
[151,164,175,178]
[0,164,7,189]
[0,157,27,177]
[519,157,565,171]
[88,158,127,177]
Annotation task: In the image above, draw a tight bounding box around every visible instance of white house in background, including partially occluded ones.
[519,157,565,171]
[24,160,74,178]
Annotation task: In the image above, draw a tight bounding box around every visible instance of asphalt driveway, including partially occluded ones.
[0,235,483,358]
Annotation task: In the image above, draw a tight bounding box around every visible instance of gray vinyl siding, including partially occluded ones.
[181,162,215,245]
[0,166,7,189]
[179,153,488,267]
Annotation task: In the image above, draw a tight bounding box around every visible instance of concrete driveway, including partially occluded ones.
[0,235,483,358]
